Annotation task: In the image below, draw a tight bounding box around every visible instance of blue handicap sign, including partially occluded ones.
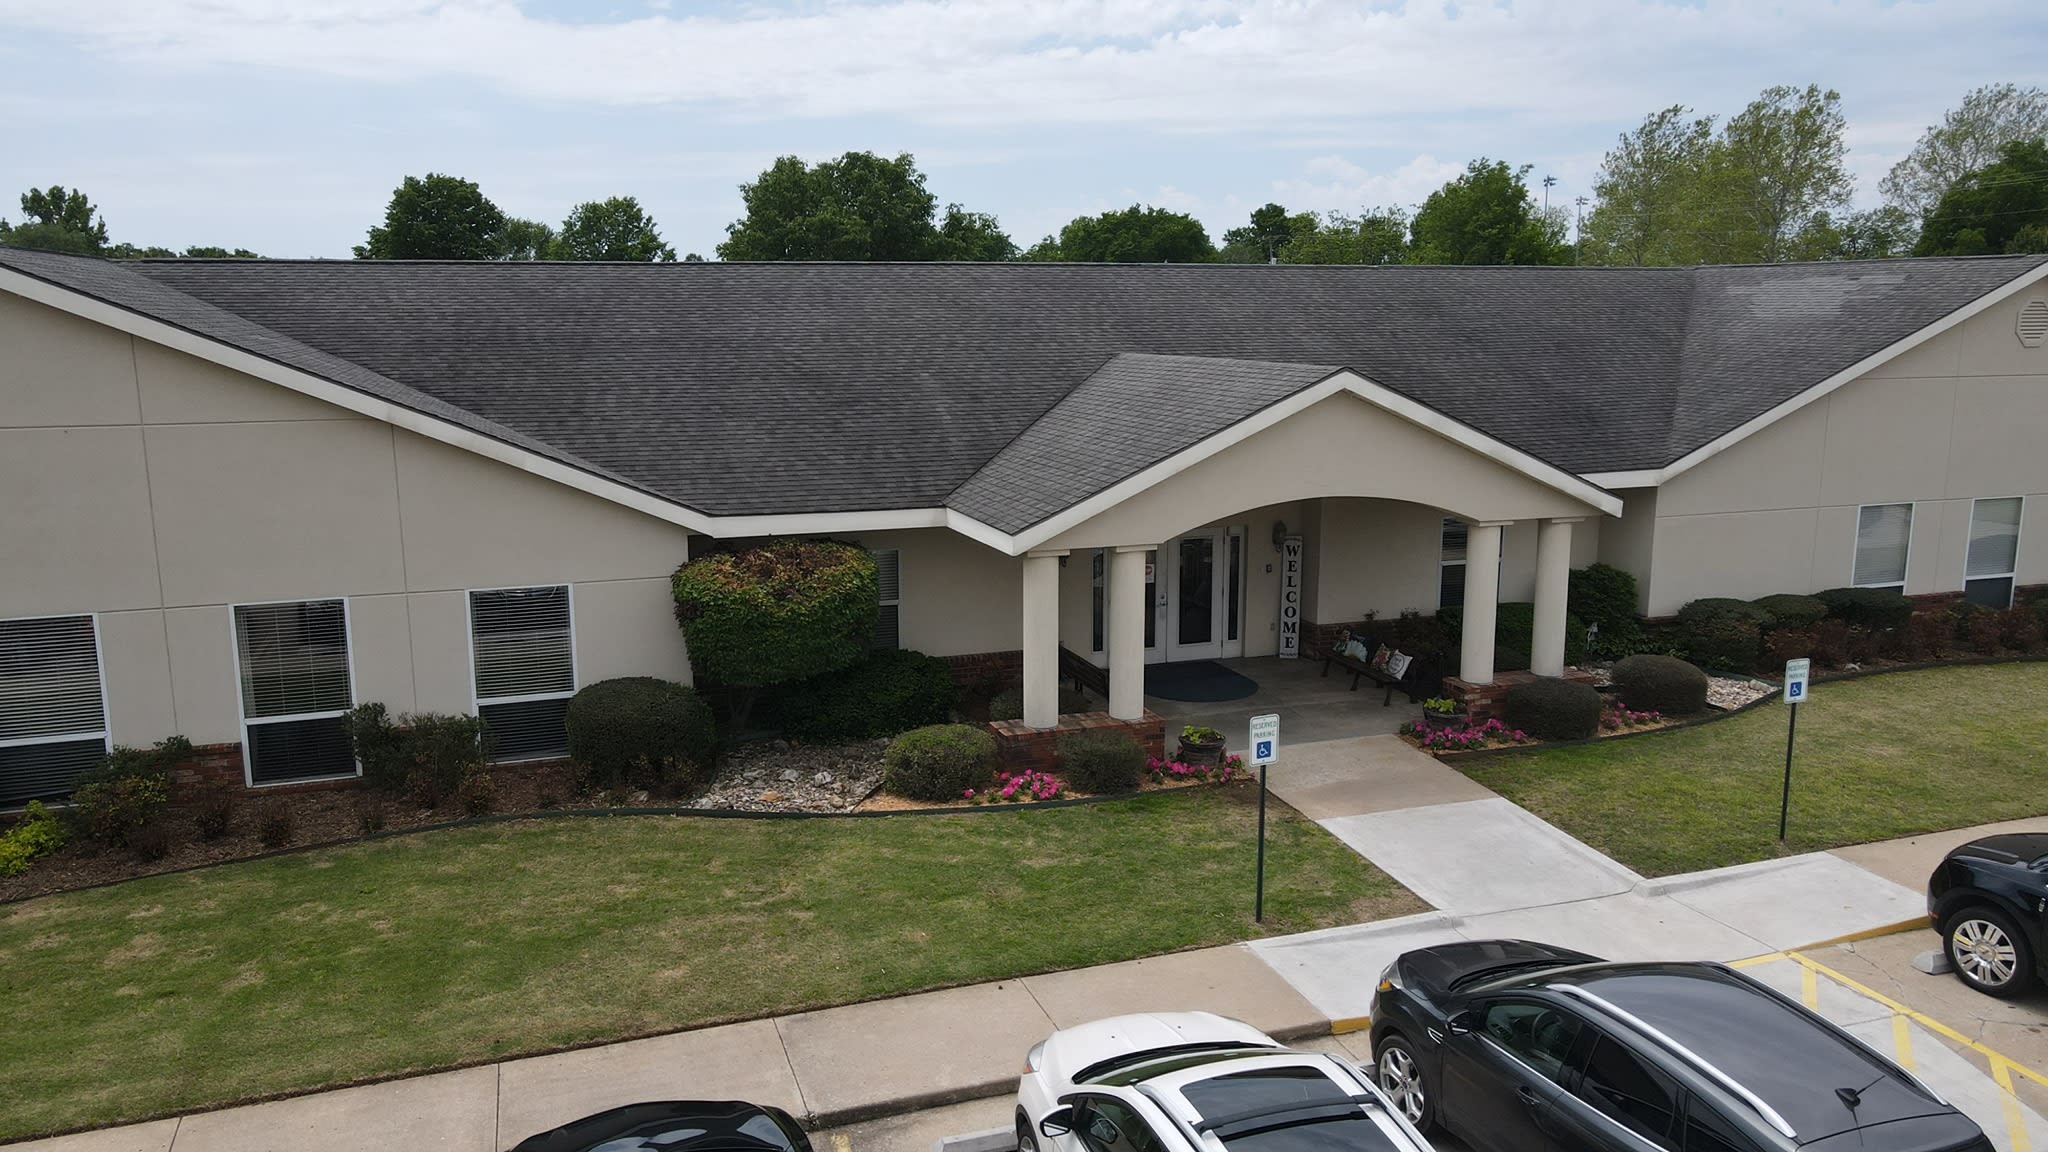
[1788,682,1803,700]
[1255,740,1274,760]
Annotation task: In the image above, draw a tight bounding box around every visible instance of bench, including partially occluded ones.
[1320,648,1428,706]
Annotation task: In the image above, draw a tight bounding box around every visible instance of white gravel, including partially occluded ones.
[689,738,888,813]
[1705,675,1772,710]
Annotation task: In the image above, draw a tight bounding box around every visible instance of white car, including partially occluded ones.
[1015,1011,1436,1151]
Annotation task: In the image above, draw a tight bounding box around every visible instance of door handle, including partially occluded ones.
[1517,1086,1543,1106]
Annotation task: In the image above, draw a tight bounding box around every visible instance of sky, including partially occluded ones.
[1,0,2045,260]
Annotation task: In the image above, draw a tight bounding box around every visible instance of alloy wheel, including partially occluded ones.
[1952,918,2019,987]
[1378,1046,1426,1125]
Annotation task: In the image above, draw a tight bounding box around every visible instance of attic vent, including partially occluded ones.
[2021,299,2048,348]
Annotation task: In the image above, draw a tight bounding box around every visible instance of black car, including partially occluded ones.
[1368,939,1989,1152]
[510,1100,813,1152]
[1928,832,2048,998]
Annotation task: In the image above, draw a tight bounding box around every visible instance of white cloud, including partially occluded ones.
[1270,153,1465,213]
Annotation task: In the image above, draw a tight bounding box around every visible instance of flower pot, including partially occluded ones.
[1178,736,1225,766]
[1423,710,1468,732]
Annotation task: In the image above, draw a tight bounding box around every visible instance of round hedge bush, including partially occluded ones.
[1748,593,1828,630]
[987,684,1092,722]
[670,541,878,687]
[1609,654,1709,715]
[883,724,997,802]
[1674,598,1771,672]
[1813,587,1913,631]
[1057,729,1146,794]
[1501,677,1604,741]
[782,648,956,741]
[565,677,718,793]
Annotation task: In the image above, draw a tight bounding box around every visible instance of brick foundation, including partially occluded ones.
[944,650,1023,689]
[164,742,362,800]
[988,710,1167,775]
[1443,669,1600,721]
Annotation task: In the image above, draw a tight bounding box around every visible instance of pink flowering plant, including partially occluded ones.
[965,768,1064,804]
[1405,716,1532,752]
[1144,752,1243,786]
[1599,702,1663,731]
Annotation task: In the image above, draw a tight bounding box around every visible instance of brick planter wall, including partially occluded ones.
[944,650,1023,690]
[1443,669,1600,721]
[988,710,1166,775]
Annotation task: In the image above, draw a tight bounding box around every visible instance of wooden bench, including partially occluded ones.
[1320,648,1427,706]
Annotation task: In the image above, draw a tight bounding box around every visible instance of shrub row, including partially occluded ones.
[1673,586,2048,673]
[879,723,1151,802]
[565,677,718,795]
[782,648,956,741]
[345,704,491,809]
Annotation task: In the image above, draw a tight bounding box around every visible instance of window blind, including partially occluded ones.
[0,615,105,743]
[470,587,574,700]
[235,601,351,718]
[872,550,901,650]
[1967,498,2022,579]
[1854,504,1912,587]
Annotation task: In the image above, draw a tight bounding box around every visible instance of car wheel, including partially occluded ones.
[1016,1112,1040,1152]
[1376,1034,1436,1133]
[1946,907,2037,998]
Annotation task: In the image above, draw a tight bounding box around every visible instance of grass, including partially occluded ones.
[1461,663,2048,877]
[0,786,1415,1141]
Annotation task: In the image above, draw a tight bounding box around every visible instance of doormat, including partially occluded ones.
[1144,660,1258,702]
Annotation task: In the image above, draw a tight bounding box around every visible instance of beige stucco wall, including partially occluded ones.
[1644,290,2048,615]
[0,291,695,755]
[849,528,1022,658]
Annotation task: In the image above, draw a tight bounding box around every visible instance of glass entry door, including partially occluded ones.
[1166,530,1226,662]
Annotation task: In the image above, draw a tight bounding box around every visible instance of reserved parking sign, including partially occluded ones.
[1249,713,1279,766]
[1784,657,1811,704]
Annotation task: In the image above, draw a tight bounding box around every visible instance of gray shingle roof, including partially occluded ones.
[3,247,2042,525]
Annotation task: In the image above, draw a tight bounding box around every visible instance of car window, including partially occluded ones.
[1576,1036,1679,1149]
[1480,1000,1583,1081]
[1683,1098,1752,1152]
[1076,1097,1167,1152]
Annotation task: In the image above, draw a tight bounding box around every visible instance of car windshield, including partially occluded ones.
[1180,1067,1403,1152]
[1448,959,1577,991]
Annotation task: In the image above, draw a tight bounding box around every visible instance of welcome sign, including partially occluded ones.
[1278,536,1304,658]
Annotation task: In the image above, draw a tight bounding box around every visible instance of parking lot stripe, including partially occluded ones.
[1787,951,2048,1092]
[1992,1057,2034,1152]
[1800,964,1820,1009]
[1891,1014,1916,1072]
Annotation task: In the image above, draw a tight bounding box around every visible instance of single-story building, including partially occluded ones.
[3,245,2046,800]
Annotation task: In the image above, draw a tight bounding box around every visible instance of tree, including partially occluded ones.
[492,218,557,261]
[178,246,261,259]
[554,196,676,261]
[1580,106,1718,266]
[1407,159,1569,265]
[1914,138,2048,256]
[1707,85,1853,263]
[1,185,109,254]
[1787,206,1915,261]
[1280,208,1410,265]
[1219,203,1307,263]
[934,204,1018,261]
[1026,205,1215,263]
[355,173,507,260]
[718,152,996,261]
[1883,84,2048,219]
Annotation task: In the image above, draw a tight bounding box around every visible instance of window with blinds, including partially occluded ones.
[0,614,109,805]
[234,600,356,784]
[470,586,574,762]
[1965,497,2023,608]
[872,550,901,650]
[1439,518,1468,609]
[1853,504,1913,590]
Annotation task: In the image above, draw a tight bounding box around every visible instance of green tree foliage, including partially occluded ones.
[718,151,1009,261]
[492,217,556,261]
[1580,106,1718,266]
[555,196,676,261]
[178,245,262,259]
[1708,85,1854,263]
[0,185,110,254]
[355,173,507,260]
[1790,205,1916,261]
[1025,204,1215,263]
[1883,83,2048,219]
[1407,159,1569,265]
[1915,138,2048,256]
[1280,208,1411,265]
[1218,202,1309,263]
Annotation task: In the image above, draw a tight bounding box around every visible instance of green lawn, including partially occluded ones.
[0,787,1414,1141]
[1461,663,2048,877]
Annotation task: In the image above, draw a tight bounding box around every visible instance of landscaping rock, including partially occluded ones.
[1705,676,1771,710]
[689,739,887,813]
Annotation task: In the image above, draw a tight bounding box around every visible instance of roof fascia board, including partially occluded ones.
[1618,259,2048,489]
[1580,469,1661,488]
[1006,368,1623,553]
[2,267,965,541]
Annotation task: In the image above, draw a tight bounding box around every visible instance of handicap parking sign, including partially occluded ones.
[1249,714,1279,766]
[1784,657,1810,704]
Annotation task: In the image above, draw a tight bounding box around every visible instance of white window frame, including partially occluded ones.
[1223,524,1246,658]
[1963,496,2025,609]
[871,549,901,650]
[466,583,578,764]
[1852,502,1915,592]
[0,612,112,804]
[229,596,359,788]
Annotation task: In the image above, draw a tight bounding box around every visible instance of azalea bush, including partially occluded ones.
[1144,752,1243,785]
[1407,717,1532,752]
[964,768,1064,804]
[1600,702,1663,731]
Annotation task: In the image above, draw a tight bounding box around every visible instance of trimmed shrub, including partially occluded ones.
[1440,605,1583,670]
[351,791,387,834]
[456,764,496,816]
[191,787,235,841]
[1058,730,1146,794]
[256,798,294,848]
[1901,612,1954,661]
[987,683,1093,723]
[1501,678,1604,741]
[565,677,719,794]
[1494,647,1531,673]
[1961,604,2004,654]
[346,705,488,808]
[1569,563,1644,657]
[671,540,878,689]
[782,648,956,741]
[882,724,997,802]
[1609,654,1709,715]
[1749,593,1828,629]
[1674,599,1769,671]
[128,819,173,862]
[1997,606,2043,652]
[0,802,68,878]
[1813,587,1914,631]
[71,736,190,847]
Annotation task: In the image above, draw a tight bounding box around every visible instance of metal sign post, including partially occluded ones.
[1249,714,1280,922]
[1779,658,1810,841]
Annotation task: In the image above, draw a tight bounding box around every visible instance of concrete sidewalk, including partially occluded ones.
[17,946,1323,1152]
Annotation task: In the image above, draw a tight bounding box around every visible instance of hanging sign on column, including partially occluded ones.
[1278,535,1304,659]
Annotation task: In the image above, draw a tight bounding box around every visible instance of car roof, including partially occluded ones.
[1137,1052,1418,1150]
[1954,832,2048,868]
[1543,965,1947,1142]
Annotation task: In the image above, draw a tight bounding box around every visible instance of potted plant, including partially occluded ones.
[1178,725,1226,766]
[1421,697,1467,731]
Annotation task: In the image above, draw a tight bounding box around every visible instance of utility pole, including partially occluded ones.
[1542,174,1557,214]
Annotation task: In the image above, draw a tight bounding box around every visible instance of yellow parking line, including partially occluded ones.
[1727,951,1787,969]
[1991,1057,2034,1152]
[1800,964,1820,1009]
[1330,1015,1372,1035]
[1891,1014,1916,1072]
[1787,951,2048,1092]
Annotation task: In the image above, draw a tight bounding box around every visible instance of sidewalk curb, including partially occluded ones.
[934,1128,1014,1152]
[1791,917,1929,951]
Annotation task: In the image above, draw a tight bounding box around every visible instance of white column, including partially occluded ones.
[1459,521,1509,686]
[1021,550,1066,729]
[1109,546,1151,721]
[1530,518,1580,678]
